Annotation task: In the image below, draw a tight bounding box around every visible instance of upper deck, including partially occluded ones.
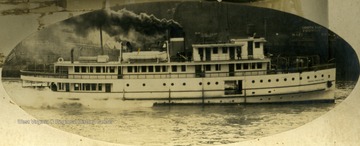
[192,37,267,62]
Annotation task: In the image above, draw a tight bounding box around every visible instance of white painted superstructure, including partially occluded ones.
[20,37,336,104]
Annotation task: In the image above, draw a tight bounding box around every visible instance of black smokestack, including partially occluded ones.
[70,48,74,63]
[100,25,104,55]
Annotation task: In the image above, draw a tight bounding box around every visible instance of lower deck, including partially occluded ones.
[21,68,336,103]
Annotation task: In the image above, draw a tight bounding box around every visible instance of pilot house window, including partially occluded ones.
[213,47,218,54]
[222,47,228,54]
[255,42,261,48]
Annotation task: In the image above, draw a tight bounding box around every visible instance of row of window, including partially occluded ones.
[72,63,265,74]
[251,74,331,83]
[74,83,102,91]
[205,64,222,71]
[127,65,187,73]
[74,66,116,73]
[200,42,261,55]
[236,63,263,70]
[210,47,241,54]
[125,81,220,87]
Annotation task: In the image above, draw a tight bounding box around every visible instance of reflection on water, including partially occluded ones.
[3,80,356,146]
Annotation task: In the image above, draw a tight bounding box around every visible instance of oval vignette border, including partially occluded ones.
[0,0,359,145]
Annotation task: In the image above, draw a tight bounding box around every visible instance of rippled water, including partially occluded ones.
[3,80,356,146]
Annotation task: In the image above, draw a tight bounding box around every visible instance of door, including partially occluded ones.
[105,84,111,92]
[65,83,70,92]
[237,80,243,94]
[229,64,235,76]
[198,48,204,61]
[205,48,211,61]
[248,41,253,58]
[229,47,235,60]
[195,65,203,77]
[118,67,122,79]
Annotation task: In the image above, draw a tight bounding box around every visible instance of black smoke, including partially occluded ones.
[63,9,183,48]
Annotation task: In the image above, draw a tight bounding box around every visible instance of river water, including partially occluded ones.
[2,80,356,146]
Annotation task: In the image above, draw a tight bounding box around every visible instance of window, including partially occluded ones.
[109,67,115,73]
[58,83,63,90]
[85,84,90,91]
[172,66,177,72]
[102,67,106,73]
[141,66,147,72]
[268,79,271,82]
[89,67,94,73]
[236,64,241,70]
[127,66,133,73]
[257,63,262,69]
[181,65,186,72]
[251,63,256,69]
[74,66,80,73]
[74,84,79,90]
[205,65,211,71]
[215,64,221,71]
[134,66,138,72]
[91,84,96,91]
[96,67,101,73]
[155,66,161,72]
[213,47,218,54]
[162,66,167,72]
[255,42,261,48]
[149,66,154,72]
[98,84,102,91]
[81,67,86,73]
[243,64,249,69]
[222,47,228,54]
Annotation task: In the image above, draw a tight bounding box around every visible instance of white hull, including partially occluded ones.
[19,68,336,106]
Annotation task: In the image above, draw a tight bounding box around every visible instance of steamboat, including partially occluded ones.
[20,34,336,105]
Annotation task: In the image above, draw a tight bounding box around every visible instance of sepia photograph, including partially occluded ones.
[0,0,359,145]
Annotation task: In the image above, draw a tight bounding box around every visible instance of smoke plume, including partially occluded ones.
[63,9,183,49]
